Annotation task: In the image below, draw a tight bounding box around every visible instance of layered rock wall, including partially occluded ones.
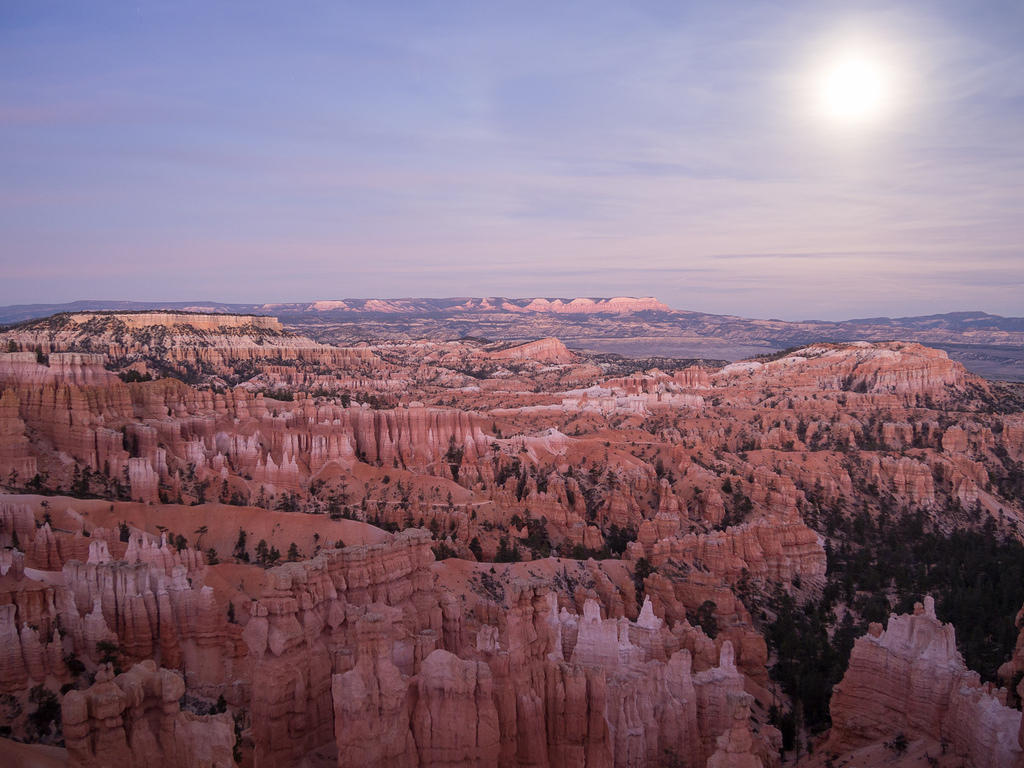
[68,312,284,331]
[62,660,235,768]
[828,597,1023,768]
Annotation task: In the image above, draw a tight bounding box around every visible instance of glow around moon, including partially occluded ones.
[820,55,890,122]
[811,42,901,129]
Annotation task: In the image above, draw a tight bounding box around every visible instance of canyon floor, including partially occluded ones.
[0,306,1022,768]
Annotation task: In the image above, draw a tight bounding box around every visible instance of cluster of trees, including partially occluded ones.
[494,536,522,563]
[257,389,294,401]
[521,516,552,558]
[765,589,860,740]
[719,477,753,529]
[431,541,458,560]
[422,507,640,566]
[5,464,130,501]
[989,445,1024,506]
[25,684,60,742]
[604,524,637,555]
[765,508,1024,741]
[254,539,281,567]
[444,435,465,482]
[826,510,1024,678]
[688,599,719,639]
[117,370,153,383]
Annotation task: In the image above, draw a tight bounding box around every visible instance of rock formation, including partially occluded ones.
[62,660,235,767]
[67,312,284,331]
[707,693,764,768]
[827,597,1023,768]
[0,389,36,483]
[714,342,970,398]
[488,337,575,364]
[0,312,380,392]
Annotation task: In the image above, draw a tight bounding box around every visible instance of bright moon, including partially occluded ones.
[817,51,894,125]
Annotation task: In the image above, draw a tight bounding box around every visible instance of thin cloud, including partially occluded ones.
[710,250,901,260]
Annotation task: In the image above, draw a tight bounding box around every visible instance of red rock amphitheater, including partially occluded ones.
[0,313,1021,767]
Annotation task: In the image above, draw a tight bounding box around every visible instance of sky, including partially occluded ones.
[1,1,1022,320]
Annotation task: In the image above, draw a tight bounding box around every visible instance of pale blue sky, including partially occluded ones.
[1,1,1022,319]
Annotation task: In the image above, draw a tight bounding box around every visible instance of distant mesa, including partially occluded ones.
[309,300,351,311]
[67,311,283,332]
[518,296,671,314]
[181,305,231,313]
[295,296,672,315]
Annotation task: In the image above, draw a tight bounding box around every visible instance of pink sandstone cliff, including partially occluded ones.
[827,597,1023,768]
[62,660,235,767]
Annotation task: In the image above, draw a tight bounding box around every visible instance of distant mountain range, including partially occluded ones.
[0,296,675,322]
[1,296,1022,330]
[2,297,1023,379]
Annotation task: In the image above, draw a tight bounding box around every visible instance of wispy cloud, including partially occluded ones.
[711,250,902,260]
